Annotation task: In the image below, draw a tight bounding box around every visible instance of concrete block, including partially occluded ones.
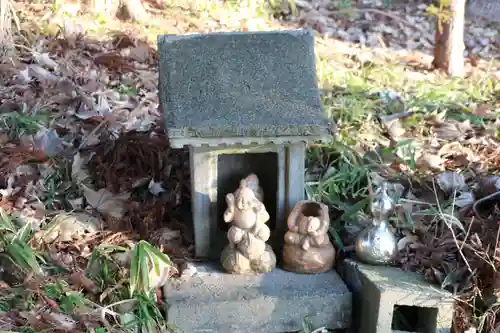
[338,259,454,333]
[165,262,352,333]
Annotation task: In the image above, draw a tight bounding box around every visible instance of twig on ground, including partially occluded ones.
[379,111,414,122]
[78,119,109,150]
[473,191,500,220]
[493,220,500,267]
[459,216,474,252]
[432,180,473,274]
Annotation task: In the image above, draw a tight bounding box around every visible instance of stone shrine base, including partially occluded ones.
[164,262,352,333]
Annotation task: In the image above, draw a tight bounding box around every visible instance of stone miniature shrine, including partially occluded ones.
[158,30,335,260]
[158,30,351,333]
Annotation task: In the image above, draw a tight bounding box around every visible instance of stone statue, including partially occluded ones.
[283,200,335,274]
[220,174,276,274]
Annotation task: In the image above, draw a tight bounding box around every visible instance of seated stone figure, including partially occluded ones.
[221,174,276,274]
[283,200,335,274]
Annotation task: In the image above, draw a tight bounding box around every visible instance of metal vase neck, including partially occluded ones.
[373,218,390,230]
[371,183,394,221]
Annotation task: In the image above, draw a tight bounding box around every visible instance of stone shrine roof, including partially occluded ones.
[157,30,335,148]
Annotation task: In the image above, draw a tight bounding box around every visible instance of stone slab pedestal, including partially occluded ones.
[338,259,454,333]
[164,262,352,333]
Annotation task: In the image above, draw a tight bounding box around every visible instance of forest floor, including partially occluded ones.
[0,0,498,332]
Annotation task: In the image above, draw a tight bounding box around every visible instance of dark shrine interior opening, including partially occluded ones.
[217,152,279,232]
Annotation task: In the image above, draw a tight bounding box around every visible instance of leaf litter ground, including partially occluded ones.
[0,0,498,332]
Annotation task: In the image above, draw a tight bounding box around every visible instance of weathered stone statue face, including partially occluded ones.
[296,214,321,235]
[235,187,256,212]
[225,186,261,230]
[220,174,276,274]
[306,216,321,234]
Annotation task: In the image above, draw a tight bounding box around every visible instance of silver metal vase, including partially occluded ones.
[355,182,398,265]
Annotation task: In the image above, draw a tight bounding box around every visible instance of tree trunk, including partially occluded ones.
[432,0,466,77]
[119,0,150,23]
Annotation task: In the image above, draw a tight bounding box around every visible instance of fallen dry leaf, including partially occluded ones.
[81,184,130,219]
[415,153,444,171]
[32,128,65,157]
[121,40,152,63]
[454,192,474,208]
[44,297,61,311]
[68,197,84,209]
[33,52,58,70]
[439,142,479,164]
[41,312,77,331]
[71,152,91,183]
[473,104,491,116]
[397,234,419,251]
[16,67,31,84]
[39,212,101,243]
[437,171,467,194]
[94,52,133,72]
[148,179,166,196]
[28,64,57,82]
[69,271,99,294]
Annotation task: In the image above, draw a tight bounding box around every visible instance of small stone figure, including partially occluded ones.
[283,200,335,274]
[220,174,276,274]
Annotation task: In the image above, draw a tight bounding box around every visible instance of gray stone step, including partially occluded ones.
[164,262,352,333]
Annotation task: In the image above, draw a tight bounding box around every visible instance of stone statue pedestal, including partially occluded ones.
[164,262,351,333]
[282,243,335,274]
[221,243,277,275]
